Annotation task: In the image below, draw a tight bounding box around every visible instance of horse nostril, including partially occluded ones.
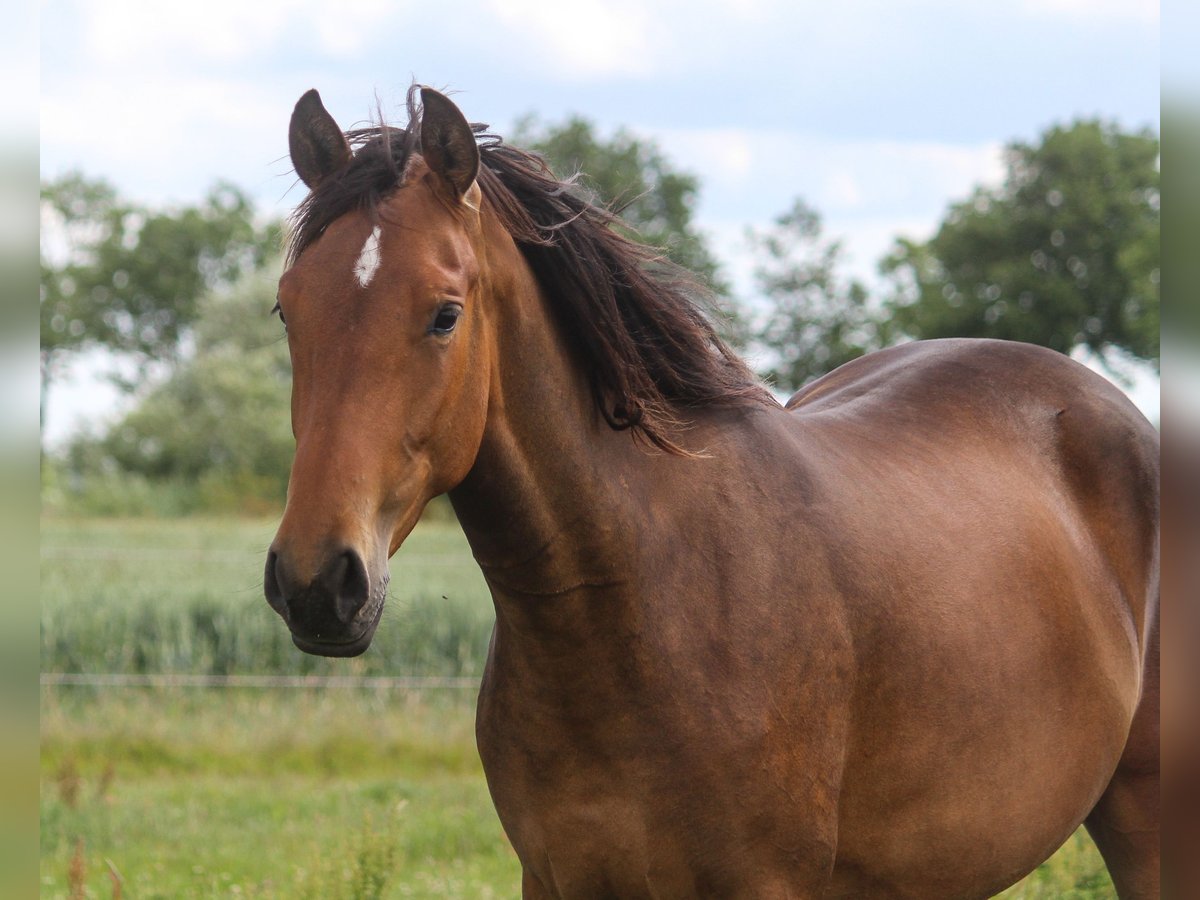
[323,549,371,624]
[264,548,287,615]
[265,545,373,629]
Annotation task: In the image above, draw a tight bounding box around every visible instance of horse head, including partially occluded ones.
[265,88,492,656]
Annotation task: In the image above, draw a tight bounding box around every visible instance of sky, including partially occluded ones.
[40,0,1161,444]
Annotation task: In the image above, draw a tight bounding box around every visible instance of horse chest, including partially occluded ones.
[475,661,846,898]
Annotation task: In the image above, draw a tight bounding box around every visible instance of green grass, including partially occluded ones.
[41,687,1111,899]
[41,688,520,899]
[996,831,1111,899]
[41,515,1114,898]
[41,516,494,677]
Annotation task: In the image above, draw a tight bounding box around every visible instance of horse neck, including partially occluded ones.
[448,231,648,605]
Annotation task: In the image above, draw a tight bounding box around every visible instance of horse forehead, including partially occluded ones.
[369,187,480,274]
[286,179,478,294]
[306,210,378,263]
[299,205,417,267]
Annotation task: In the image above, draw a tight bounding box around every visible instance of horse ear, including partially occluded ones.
[419,87,479,199]
[289,89,351,190]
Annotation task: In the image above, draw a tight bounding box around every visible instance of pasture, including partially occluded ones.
[41,516,1112,898]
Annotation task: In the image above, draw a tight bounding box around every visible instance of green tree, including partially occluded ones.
[40,173,282,402]
[881,120,1160,368]
[70,264,294,510]
[511,115,730,299]
[748,199,889,393]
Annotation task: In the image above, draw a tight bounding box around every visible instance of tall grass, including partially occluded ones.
[41,517,494,678]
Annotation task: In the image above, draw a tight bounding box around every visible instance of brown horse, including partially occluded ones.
[265,86,1160,899]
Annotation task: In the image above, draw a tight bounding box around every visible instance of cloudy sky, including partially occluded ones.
[40,0,1160,443]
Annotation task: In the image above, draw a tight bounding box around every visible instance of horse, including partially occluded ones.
[264,86,1160,899]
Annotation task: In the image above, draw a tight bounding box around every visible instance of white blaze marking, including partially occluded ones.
[354,225,382,287]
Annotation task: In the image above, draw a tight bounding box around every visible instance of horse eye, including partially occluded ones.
[272,300,286,328]
[429,303,462,336]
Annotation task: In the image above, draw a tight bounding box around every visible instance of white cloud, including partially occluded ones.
[478,0,811,79]
[668,130,756,182]
[645,127,1006,297]
[651,126,1004,220]
[826,170,864,209]
[484,0,660,78]
[76,0,400,65]
[41,75,299,209]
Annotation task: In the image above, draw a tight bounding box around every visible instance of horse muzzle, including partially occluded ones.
[264,545,388,657]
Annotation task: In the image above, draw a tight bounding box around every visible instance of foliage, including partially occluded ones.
[40,173,282,389]
[746,199,890,393]
[42,464,270,518]
[881,120,1160,368]
[60,265,294,512]
[511,114,732,303]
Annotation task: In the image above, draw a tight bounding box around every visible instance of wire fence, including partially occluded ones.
[41,545,468,565]
[39,672,480,690]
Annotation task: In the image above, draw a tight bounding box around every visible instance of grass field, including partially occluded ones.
[41,688,519,898]
[41,517,494,678]
[41,516,1113,898]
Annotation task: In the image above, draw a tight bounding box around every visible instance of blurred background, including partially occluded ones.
[40,0,1162,462]
[20,0,1180,897]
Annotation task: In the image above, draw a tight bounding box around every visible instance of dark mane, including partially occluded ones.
[287,88,771,453]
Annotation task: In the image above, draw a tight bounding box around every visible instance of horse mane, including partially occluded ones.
[287,87,772,453]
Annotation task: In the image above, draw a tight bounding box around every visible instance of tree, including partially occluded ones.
[510,115,730,299]
[748,199,889,393]
[69,264,294,510]
[40,174,283,402]
[881,120,1159,369]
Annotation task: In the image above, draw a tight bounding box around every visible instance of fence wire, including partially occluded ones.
[40,672,479,689]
